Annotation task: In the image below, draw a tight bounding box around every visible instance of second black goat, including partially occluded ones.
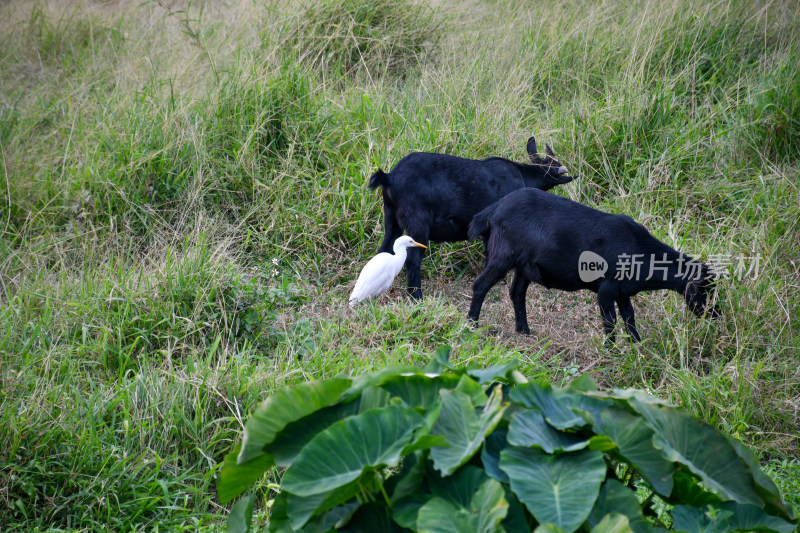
[467,188,720,342]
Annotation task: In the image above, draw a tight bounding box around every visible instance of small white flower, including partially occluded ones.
[271,268,279,277]
[272,257,279,266]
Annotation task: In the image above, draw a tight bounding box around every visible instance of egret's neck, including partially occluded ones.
[392,246,408,264]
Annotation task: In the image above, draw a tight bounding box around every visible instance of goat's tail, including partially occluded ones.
[368,169,389,190]
[468,203,497,241]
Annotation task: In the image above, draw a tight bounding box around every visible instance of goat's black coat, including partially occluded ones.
[369,136,574,298]
[467,188,720,342]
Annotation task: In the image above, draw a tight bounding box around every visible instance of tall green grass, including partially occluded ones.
[1,0,798,529]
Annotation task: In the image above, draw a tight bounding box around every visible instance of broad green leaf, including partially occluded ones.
[628,399,762,506]
[392,494,431,529]
[281,405,424,496]
[227,492,255,533]
[358,385,391,412]
[400,402,447,456]
[671,504,726,533]
[239,378,352,463]
[535,525,567,533]
[509,382,586,430]
[587,480,653,533]
[467,360,520,384]
[286,472,377,530]
[726,436,795,520]
[338,501,407,533]
[500,446,606,533]
[565,374,598,393]
[481,428,510,483]
[379,372,486,409]
[502,486,531,533]
[429,385,507,475]
[266,491,294,533]
[428,465,490,507]
[417,498,481,533]
[716,501,797,533]
[668,470,722,507]
[417,469,508,533]
[219,445,275,504]
[266,400,360,467]
[424,345,454,373]
[388,451,426,504]
[595,406,675,496]
[507,409,590,452]
[591,513,633,533]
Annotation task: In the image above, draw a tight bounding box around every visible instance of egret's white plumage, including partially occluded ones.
[349,236,427,307]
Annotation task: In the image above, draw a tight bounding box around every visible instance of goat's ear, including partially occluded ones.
[546,143,555,157]
[526,136,537,159]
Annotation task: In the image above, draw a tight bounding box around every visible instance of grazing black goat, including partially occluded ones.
[467,188,720,343]
[368,136,575,299]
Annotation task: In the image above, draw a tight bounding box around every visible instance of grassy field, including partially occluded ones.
[1,0,799,530]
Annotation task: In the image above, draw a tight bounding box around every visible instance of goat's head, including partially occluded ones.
[526,136,575,189]
[683,266,721,319]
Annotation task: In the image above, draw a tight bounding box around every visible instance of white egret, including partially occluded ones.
[348,236,427,307]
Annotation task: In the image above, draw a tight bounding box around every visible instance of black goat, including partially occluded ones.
[368,136,575,298]
[467,188,720,342]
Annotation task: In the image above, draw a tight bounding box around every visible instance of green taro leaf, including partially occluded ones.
[587,480,653,533]
[510,382,586,430]
[266,400,360,467]
[286,471,378,529]
[535,525,568,533]
[429,385,507,475]
[227,492,255,533]
[424,345,454,373]
[628,398,762,506]
[591,513,634,533]
[339,501,408,533]
[467,360,520,384]
[393,494,431,529]
[281,405,425,496]
[218,445,275,504]
[596,405,675,496]
[671,504,727,533]
[417,498,482,533]
[417,467,508,533]
[668,470,723,507]
[500,446,607,533]
[726,436,795,520]
[507,409,590,453]
[379,372,486,409]
[715,501,797,533]
[388,451,426,505]
[239,377,352,464]
[481,428,510,483]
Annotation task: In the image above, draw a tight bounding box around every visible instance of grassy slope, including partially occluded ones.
[1,0,798,530]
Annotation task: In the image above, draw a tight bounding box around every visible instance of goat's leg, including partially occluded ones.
[468,259,512,325]
[378,204,403,254]
[616,296,641,342]
[597,287,618,345]
[509,270,532,334]
[404,227,429,300]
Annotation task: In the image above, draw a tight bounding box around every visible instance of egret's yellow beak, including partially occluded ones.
[415,243,428,249]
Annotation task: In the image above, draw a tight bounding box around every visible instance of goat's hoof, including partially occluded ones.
[516,326,531,335]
